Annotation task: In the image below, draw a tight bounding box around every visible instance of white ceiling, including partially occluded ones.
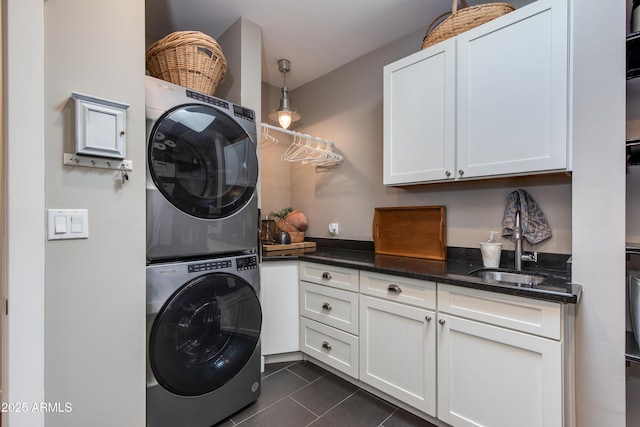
[146,0,530,90]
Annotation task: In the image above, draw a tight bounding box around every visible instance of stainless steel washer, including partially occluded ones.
[145,76,259,261]
[146,254,261,427]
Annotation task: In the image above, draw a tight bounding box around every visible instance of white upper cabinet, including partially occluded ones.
[383,0,569,185]
[384,38,456,185]
[456,0,568,179]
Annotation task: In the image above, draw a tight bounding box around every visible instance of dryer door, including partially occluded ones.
[149,272,261,396]
[148,104,258,219]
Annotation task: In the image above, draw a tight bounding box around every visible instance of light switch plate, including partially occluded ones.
[47,209,89,240]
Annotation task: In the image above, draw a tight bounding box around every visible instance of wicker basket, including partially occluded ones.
[422,0,515,49]
[146,31,227,95]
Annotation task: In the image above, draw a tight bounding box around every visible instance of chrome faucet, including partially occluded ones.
[514,210,538,271]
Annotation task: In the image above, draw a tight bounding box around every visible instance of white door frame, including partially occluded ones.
[2,0,46,426]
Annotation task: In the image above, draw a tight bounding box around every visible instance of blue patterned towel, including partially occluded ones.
[501,189,552,244]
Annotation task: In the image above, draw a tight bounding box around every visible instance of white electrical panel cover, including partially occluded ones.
[72,92,129,159]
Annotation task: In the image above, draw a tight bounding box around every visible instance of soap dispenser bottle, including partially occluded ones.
[479,231,502,268]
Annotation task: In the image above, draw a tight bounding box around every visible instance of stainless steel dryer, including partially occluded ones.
[146,76,259,261]
[146,254,261,427]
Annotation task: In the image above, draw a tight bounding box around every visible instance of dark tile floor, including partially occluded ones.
[215,361,437,427]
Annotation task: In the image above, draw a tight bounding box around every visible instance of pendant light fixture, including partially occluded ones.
[268,59,301,129]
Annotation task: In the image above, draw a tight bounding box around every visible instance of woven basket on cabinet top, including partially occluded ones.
[146,31,227,95]
[422,0,515,49]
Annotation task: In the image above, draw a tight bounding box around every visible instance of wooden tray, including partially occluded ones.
[262,241,316,252]
[372,206,446,260]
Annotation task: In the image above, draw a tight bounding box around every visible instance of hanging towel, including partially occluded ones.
[501,189,552,244]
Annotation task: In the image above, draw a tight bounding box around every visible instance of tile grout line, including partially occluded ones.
[283,368,332,417]
[261,361,299,380]
[285,366,328,384]
[302,388,360,423]
[285,363,328,384]
[232,365,324,426]
[378,407,399,427]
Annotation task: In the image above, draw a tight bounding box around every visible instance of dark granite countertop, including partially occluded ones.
[262,240,582,304]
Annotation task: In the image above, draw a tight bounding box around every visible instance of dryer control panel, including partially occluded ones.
[186,90,229,109]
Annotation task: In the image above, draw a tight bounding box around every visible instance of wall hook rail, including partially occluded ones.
[64,153,133,172]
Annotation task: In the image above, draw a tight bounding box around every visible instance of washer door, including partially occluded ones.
[149,272,261,396]
[148,104,258,219]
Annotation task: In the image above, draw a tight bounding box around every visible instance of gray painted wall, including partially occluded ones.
[43,1,146,426]
[262,29,572,255]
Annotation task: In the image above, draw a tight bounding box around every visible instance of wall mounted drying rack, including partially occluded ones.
[261,123,343,172]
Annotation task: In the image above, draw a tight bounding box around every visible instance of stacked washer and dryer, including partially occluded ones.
[145,75,262,427]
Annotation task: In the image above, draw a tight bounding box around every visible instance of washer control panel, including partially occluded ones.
[236,255,258,271]
[188,259,232,273]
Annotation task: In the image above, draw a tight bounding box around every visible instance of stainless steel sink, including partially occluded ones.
[468,269,547,286]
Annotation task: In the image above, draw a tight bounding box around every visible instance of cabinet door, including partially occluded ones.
[260,261,299,355]
[383,38,456,185]
[437,313,562,427]
[359,295,436,416]
[456,0,568,179]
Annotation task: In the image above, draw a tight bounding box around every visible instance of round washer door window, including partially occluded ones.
[149,273,262,396]
[148,104,258,219]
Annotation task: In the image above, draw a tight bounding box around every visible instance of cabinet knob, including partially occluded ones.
[322,341,332,351]
[445,170,451,177]
[387,284,403,294]
[458,169,464,177]
[322,272,332,280]
[438,319,446,325]
[425,315,432,322]
[322,302,332,311]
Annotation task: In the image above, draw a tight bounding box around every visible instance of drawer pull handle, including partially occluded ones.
[322,302,332,311]
[387,284,402,294]
[322,341,332,351]
[322,272,332,280]
[425,315,432,322]
[439,319,446,325]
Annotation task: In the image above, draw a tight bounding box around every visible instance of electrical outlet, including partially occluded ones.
[328,223,339,236]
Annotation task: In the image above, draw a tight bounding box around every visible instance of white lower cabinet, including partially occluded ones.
[299,263,360,378]
[437,284,566,427]
[299,317,359,378]
[297,264,573,426]
[359,294,436,416]
[300,281,359,335]
[260,261,300,355]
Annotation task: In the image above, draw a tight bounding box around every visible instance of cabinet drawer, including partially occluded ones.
[299,317,359,378]
[299,261,359,292]
[360,271,436,310]
[300,281,359,335]
[438,284,562,340]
